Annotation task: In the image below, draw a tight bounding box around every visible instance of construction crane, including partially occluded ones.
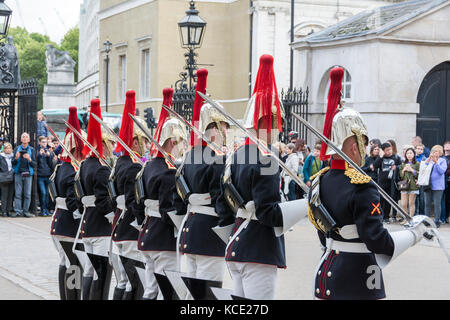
[14,0,27,30]
[54,8,68,31]
[38,17,49,36]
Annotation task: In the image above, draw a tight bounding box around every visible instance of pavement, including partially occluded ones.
[0,215,449,300]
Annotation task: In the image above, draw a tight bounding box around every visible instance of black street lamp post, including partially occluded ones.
[177,0,207,91]
[104,40,112,113]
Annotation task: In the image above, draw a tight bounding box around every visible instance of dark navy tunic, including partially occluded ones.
[220,141,285,268]
[111,155,143,242]
[50,161,83,238]
[137,156,186,252]
[179,145,235,257]
[314,159,395,300]
[79,157,114,238]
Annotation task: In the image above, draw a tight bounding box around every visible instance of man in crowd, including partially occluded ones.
[37,136,54,216]
[373,142,402,223]
[412,136,430,158]
[11,132,36,218]
[444,141,450,224]
[37,111,48,140]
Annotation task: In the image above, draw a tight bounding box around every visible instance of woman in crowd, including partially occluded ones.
[0,143,14,217]
[423,145,448,227]
[283,143,299,201]
[399,147,420,218]
[387,139,403,222]
[362,144,381,181]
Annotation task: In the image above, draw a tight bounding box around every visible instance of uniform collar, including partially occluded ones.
[331,159,346,170]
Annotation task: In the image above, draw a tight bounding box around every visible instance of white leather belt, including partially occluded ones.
[81,195,96,208]
[144,199,161,218]
[225,201,257,254]
[116,195,126,211]
[326,238,371,254]
[188,193,218,217]
[55,197,68,211]
[236,201,257,221]
[339,224,359,240]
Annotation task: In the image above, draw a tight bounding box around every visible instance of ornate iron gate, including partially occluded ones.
[18,79,39,148]
[173,72,196,124]
[0,89,15,143]
[280,87,309,144]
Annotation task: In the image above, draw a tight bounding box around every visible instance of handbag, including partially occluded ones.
[0,170,14,183]
[397,178,409,191]
[418,161,433,187]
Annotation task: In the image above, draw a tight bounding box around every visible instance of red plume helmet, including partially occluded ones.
[320,67,345,161]
[62,106,84,162]
[83,99,104,158]
[115,90,136,156]
[150,88,174,157]
[252,54,282,133]
[191,69,208,146]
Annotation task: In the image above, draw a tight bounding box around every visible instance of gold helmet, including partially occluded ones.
[159,118,187,146]
[326,107,368,164]
[133,117,149,156]
[199,101,230,145]
[101,129,116,157]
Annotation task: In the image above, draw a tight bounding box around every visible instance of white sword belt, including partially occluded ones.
[326,238,371,254]
[187,193,218,218]
[116,194,126,211]
[81,195,96,208]
[55,197,68,211]
[144,199,161,218]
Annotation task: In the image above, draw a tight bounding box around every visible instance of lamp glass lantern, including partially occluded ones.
[178,1,206,49]
[104,40,112,54]
[0,0,12,37]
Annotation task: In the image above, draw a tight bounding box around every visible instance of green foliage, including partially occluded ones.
[7,26,79,109]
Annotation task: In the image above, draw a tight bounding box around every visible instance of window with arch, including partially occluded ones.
[324,67,352,104]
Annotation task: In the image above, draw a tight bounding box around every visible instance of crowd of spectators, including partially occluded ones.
[0,112,61,218]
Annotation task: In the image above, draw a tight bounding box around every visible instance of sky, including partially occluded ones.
[7,0,83,44]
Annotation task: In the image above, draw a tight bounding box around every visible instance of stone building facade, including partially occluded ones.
[76,0,100,110]
[292,0,450,148]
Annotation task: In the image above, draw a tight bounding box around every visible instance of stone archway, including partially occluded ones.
[416,61,450,148]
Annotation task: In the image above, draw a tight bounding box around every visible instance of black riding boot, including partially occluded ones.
[58,265,67,300]
[113,287,125,300]
[82,276,93,300]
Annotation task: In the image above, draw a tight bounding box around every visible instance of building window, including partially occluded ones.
[118,54,127,102]
[140,49,150,99]
[324,67,352,104]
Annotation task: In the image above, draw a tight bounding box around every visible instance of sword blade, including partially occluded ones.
[161,104,224,155]
[291,112,412,222]
[64,120,112,170]
[44,123,80,168]
[197,91,310,193]
[128,113,177,168]
[90,112,144,165]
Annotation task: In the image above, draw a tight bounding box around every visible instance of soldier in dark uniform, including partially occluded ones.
[219,55,308,300]
[177,69,234,291]
[136,114,187,300]
[78,99,115,300]
[110,90,148,300]
[308,67,429,300]
[50,106,85,300]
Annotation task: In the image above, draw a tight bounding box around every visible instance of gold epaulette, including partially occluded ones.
[344,167,371,184]
[309,166,330,181]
